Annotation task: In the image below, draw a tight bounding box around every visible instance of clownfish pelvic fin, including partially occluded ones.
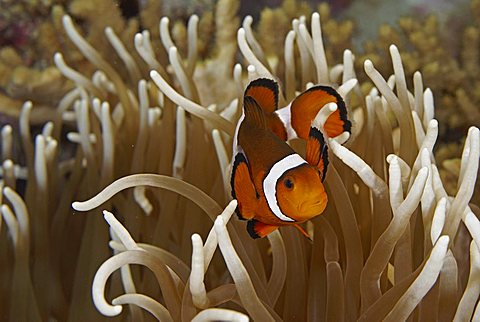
[247,219,279,239]
[293,223,313,241]
[231,153,257,221]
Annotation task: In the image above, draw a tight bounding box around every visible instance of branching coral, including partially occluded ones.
[355,1,480,171]
[0,0,479,321]
[0,0,140,122]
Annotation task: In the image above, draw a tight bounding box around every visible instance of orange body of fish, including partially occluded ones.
[231,78,351,239]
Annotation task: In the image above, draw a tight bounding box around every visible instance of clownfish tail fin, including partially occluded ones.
[306,127,329,181]
[245,78,279,114]
[291,86,351,140]
[243,96,267,129]
[247,219,279,239]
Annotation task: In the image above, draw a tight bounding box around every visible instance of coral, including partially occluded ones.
[257,7,291,57]
[0,0,162,118]
[317,3,354,62]
[356,7,480,148]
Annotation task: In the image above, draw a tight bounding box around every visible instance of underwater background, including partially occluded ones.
[0,0,479,321]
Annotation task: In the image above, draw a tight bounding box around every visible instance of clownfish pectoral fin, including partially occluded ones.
[290,86,351,140]
[245,78,279,114]
[293,223,312,241]
[247,219,279,239]
[231,153,257,221]
[306,127,329,181]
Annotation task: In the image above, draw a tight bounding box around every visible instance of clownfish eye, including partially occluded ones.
[284,178,294,189]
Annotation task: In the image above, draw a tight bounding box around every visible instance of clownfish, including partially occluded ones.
[231,78,351,239]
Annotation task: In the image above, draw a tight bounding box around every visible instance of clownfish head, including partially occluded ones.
[275,163,327,222]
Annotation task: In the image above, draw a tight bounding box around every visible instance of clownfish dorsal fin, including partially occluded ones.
[243,96,267,129]
[306,127,329,181]
[244,78,279,114]
[291,86,351,140]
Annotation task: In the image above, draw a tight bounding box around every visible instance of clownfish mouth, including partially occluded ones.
[298,200,325,215]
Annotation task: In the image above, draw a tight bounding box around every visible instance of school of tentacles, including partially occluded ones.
[1,3,480,322]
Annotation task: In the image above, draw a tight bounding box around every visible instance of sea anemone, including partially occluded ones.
[1,1,479,321]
